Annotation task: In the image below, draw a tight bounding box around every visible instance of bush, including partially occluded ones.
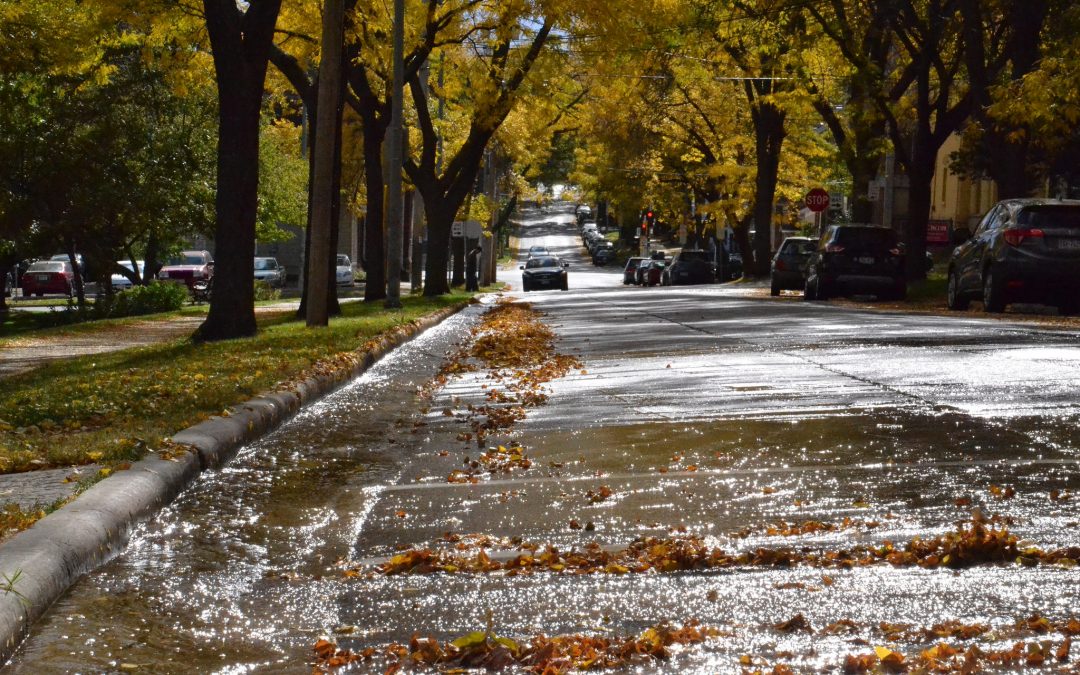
[253,280,281,302]
[101,282,189,318]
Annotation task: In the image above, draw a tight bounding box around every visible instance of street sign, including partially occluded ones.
[451,221,464,238]
[805,188,831,213]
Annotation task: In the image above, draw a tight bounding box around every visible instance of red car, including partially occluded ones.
[158,250,214,288]
[643,260,666,286]
[21,260,75,297]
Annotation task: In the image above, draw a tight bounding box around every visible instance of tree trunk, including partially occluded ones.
[197,0,282,341]
[199,80,261,339]
[362,126,387,301]
[905,155,934,283]
[424,202,452,296]
[750,102,785,276]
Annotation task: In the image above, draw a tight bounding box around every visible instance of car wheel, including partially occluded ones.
[946,268,969,310]
[770,279,780,296]
[803,275,818,301]
[982,266,1006,313]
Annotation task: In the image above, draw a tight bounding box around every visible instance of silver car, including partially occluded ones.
[253,257,286,288]
[336,254,355,287]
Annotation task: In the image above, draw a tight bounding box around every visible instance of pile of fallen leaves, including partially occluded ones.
[844,638,1073,673]
[448,444,533,483]
[732,516,882,539]
[420,300,583,448]
[312,621,718,674]
[370,518,1080,577]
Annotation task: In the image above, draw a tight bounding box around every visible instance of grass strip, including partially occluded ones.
[0,293,473,476]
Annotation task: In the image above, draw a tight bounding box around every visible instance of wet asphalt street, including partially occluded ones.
[5,205,1080,672]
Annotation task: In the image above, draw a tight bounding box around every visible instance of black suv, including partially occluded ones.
[662,249,713,285]
[947,199,1080,314]
[804,225,906,301]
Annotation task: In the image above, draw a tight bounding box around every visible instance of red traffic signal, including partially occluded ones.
[646,211,654,219]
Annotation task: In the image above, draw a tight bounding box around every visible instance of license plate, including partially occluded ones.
[36,274,49,282]
[1056,239,1080,250]
[856,256,875,264]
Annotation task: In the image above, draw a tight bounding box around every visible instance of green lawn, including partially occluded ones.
[0,293,472,475]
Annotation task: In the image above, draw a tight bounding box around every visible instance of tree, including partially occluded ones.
[196,0,283,341]
[404,10,553,296]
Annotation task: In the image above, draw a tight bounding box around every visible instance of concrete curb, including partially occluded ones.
[0,302,467,663]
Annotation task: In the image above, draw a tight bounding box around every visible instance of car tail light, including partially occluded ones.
[775,259,786,271]
[888,247,902,256]
[825,244,845,253]
[1003,228,1044,246]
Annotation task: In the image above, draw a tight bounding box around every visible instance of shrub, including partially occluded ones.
[253,280,281,302]
[101,282,189,318]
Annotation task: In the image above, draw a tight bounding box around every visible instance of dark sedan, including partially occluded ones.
[947,199,1080,314]
[521,256,568,291]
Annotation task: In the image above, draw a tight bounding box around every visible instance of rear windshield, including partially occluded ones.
[167,254,207,266]
[526,257,559,269]
[337,255,351,266]
[677,250,708,262]
[781,239,816,255]
[1019,206,1080,229]
[254,258,278,270]
[626,258,643,269]
[28,261,65,273]
[832,227,897,248]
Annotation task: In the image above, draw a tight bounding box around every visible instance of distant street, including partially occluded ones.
[7,204,1080,672]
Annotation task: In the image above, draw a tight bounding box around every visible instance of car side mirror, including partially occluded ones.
[952,227,972,245]
[563,263,570,268]
[519,265,524,270]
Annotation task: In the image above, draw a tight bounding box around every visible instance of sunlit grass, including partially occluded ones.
[0,293,471,475]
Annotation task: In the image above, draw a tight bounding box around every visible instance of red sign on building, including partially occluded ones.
[927,219,951,245]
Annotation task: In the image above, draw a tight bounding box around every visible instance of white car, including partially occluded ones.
[111,260,145,290]
[336,254,354,287]
[253,257,286,288]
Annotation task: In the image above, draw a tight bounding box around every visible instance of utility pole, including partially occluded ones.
[306,0,344,327]
[384,0,405,308]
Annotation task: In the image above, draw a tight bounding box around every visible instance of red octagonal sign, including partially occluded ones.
[805,187,831,213]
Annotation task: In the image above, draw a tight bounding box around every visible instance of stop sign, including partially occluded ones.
[805,188,831,213]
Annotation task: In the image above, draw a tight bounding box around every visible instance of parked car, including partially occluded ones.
[21,260,75,297]
[592,242,616,265]
[253,257,286,288]
[336,254,355,287]
[527,245,551,258]
[111,260,146,291]
[623,257,646,285]
[947,199,1080,314]
[521,255,569,291]
[158,250,214,288]
[581,222,599,240]
[585,231,606,254]
[803,224,906,301]
[662,249,713,286]
[642,259,666,286]
[770,237,815,295]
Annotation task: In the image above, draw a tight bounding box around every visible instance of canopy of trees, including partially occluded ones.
[2,0,1078,326]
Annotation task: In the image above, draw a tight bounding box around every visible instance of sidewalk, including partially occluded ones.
[0,299,342,512]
